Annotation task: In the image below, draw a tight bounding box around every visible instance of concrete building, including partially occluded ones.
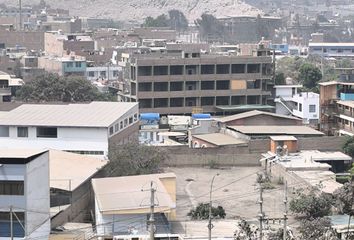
[320,81,354,136]
[0,30,44,51]
[119,42,275,115]
[86,65,120,81]
[0,71,24,102]
[38,55,87,77]
[0,149,50,239]
[309,42,354,59]
[0,102,139,159]
[92,173,177,238]
[44,32,95,57]
[274,85,320,124]
[40,18,82,33]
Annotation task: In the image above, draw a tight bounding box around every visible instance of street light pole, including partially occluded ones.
[208,173,219,240]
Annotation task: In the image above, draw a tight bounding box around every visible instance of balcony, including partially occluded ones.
[340,92,354,101]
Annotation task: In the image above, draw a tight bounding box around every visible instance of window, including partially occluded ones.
[153,66,168,76]
[0,211,25,237]
[0,126,9,137]
[170,65,184,75]
[138,83,152,92]
[170,98,184,107]
[109,127,114,135]
[216,64,230,74]
[247,64,260,73]
[201,97,214,106]
[124,119,128,127]
[28,58,34,63]
[36,127,57,138]
[154,82,168,92]
[114,124,119,132]
[0,181,24,195]
[66,62,73,68]
[75,62,82,68]
[139,99,152,108]
[170,82,183,91]
[201,65,215,74]
[216,80,230,90]
[120,121,123,129]
[100,71,106,78]
[185,65,198,75]
[134,113,138,122]
[201,81,215,90]
[138,66,152,76]
[17,127,28,138]
[154,98,168,108]
[216,96,230,105]
[129,117,133,124]
[231,64,246,74]
[65,150,104,155]
[88,71,95,77]
[185,81,198,91]
[309,105,316,113]
[113,70,119,77]
[299,103,302,112]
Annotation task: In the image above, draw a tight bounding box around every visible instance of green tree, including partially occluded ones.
[195,13,226,42]
[334,182,354,215]
[298,63,322,90]
[105,142,167,177]
[298,218,337,240]
[188,203,226,220]
[275,72,286,85]
[289,187,333,219]
[342,136,354,158]
[143,14,169,28]
[168,9,188,31]
[16,73,115,102]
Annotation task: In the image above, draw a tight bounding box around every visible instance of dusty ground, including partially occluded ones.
[165,166,299,237]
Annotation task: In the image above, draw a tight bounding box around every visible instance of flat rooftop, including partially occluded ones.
[193,133,247,146]
[92,173,176,215]
[228,125,324,136]
[309,42,354,47]
[0,101,138,128]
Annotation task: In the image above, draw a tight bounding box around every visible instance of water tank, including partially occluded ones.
[140,113,160,121]
[192,113,211,119]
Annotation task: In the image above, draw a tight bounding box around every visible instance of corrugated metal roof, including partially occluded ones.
[193,133,247,146]
[49,150,107,191]
[215,110,301,123]
[228,125,324,135]
[0,102,138,127]
[92,173,176,214]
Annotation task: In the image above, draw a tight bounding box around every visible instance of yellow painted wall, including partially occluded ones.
[160,176,177,220]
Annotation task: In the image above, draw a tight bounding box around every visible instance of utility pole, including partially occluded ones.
[10,206,13,240]
[19,0,22,31]
[208,174,219,240]
[283,181,288,240]
[258,183,264,240]
[148,181,156,240]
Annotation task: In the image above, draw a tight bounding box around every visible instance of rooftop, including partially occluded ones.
[215,110,300,123]
[49,150,107,191]
[0,101,138,128]
[270,135,297,141]
[274,85,303,88]
[228,125,324,136]
[193,133,247,146]
[337,100,354,108]
[0,149,47,159]
[309,42,354,47]
[92,173,176,215]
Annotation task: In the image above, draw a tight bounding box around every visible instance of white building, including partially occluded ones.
[0,102,139,159]
[274,85,319,124]
[86,66,120,81]
[92,173,177,238]
[0,149,50,240]
[309,42,354,59]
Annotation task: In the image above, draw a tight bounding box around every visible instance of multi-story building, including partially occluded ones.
[86,65,120,81]
[0,102,139,159]
[119,43,275,115]
[0,71,24,102]
[319,81,354,136]
[38,55,87,77]
[0,149,50,239]
[274,85,320,125]
[309,42,354,59]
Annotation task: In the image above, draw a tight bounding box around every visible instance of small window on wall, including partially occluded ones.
[309,105,316,113]
[120,121,123,129]
[109,127,114,135]
[37,127,57,138]
[129,117,133,124]
[17,127,28,138]
[114,124,119,132]
[134,114,138,122]
[124,119,128,127]
[298,103,302,112]
[0,126,9,137]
